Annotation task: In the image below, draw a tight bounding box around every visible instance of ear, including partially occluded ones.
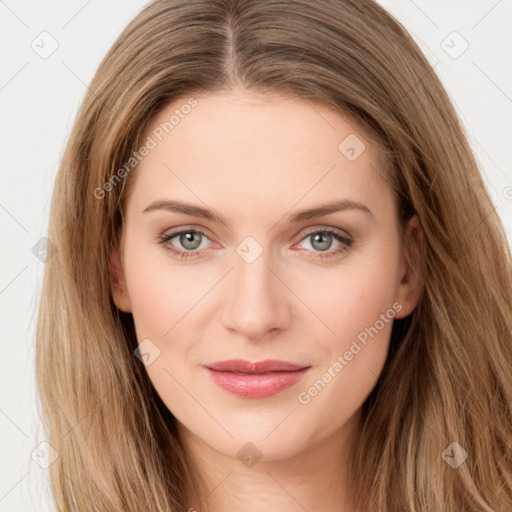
[109,245,132,313]
[394,214,425,319]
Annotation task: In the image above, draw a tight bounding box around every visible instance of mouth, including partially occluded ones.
[203,359,311,399]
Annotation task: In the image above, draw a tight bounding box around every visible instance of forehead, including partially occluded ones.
[126,89,391,220]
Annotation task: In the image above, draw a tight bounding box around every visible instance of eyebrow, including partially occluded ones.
[142,198,373,223]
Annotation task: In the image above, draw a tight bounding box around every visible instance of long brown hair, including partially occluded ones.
[35,0,512,510]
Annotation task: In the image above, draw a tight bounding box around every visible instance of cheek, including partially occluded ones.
[123,241,209,339]
[123,252,200,405]
[299,250,400,344]
[307,272,395,377]
[292,246,399,417]
[127,273,176,338]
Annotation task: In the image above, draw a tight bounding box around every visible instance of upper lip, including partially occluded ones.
[204,359,310,374]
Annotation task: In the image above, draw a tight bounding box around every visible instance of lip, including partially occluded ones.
[204,359,311,399]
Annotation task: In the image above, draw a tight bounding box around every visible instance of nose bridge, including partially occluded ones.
[221,239,290,337]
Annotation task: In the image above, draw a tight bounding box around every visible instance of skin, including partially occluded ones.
[110,88,424,512]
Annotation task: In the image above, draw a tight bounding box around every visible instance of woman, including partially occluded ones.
[36,0,512,510]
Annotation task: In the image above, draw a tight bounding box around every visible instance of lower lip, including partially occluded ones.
[205,367,310,398]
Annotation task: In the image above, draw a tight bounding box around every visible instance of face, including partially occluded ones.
[110,89,423,462]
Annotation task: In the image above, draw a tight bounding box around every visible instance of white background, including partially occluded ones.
[1,1,511,510]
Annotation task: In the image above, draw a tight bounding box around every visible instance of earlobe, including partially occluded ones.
[394,214,425,319]
[109,245,132,312]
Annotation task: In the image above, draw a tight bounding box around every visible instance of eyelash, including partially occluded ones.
[157,227,353,260]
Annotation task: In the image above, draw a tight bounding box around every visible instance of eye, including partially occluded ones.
[157,227,353,260]
[158,229,213,258]
[294,228,353,260]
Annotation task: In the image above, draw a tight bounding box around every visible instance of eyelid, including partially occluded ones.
[160,224,352,243]
[293,224,353,242]
[161,225,216,242]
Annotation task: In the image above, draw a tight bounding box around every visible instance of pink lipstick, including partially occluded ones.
[204,359,311,399]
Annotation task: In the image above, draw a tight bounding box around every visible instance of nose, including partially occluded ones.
[221,249,292,339]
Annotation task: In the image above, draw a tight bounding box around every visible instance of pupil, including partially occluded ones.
[181,232,201,249]
[312,232,331,251]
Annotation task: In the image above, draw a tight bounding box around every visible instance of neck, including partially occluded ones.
[177,408,362,512]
